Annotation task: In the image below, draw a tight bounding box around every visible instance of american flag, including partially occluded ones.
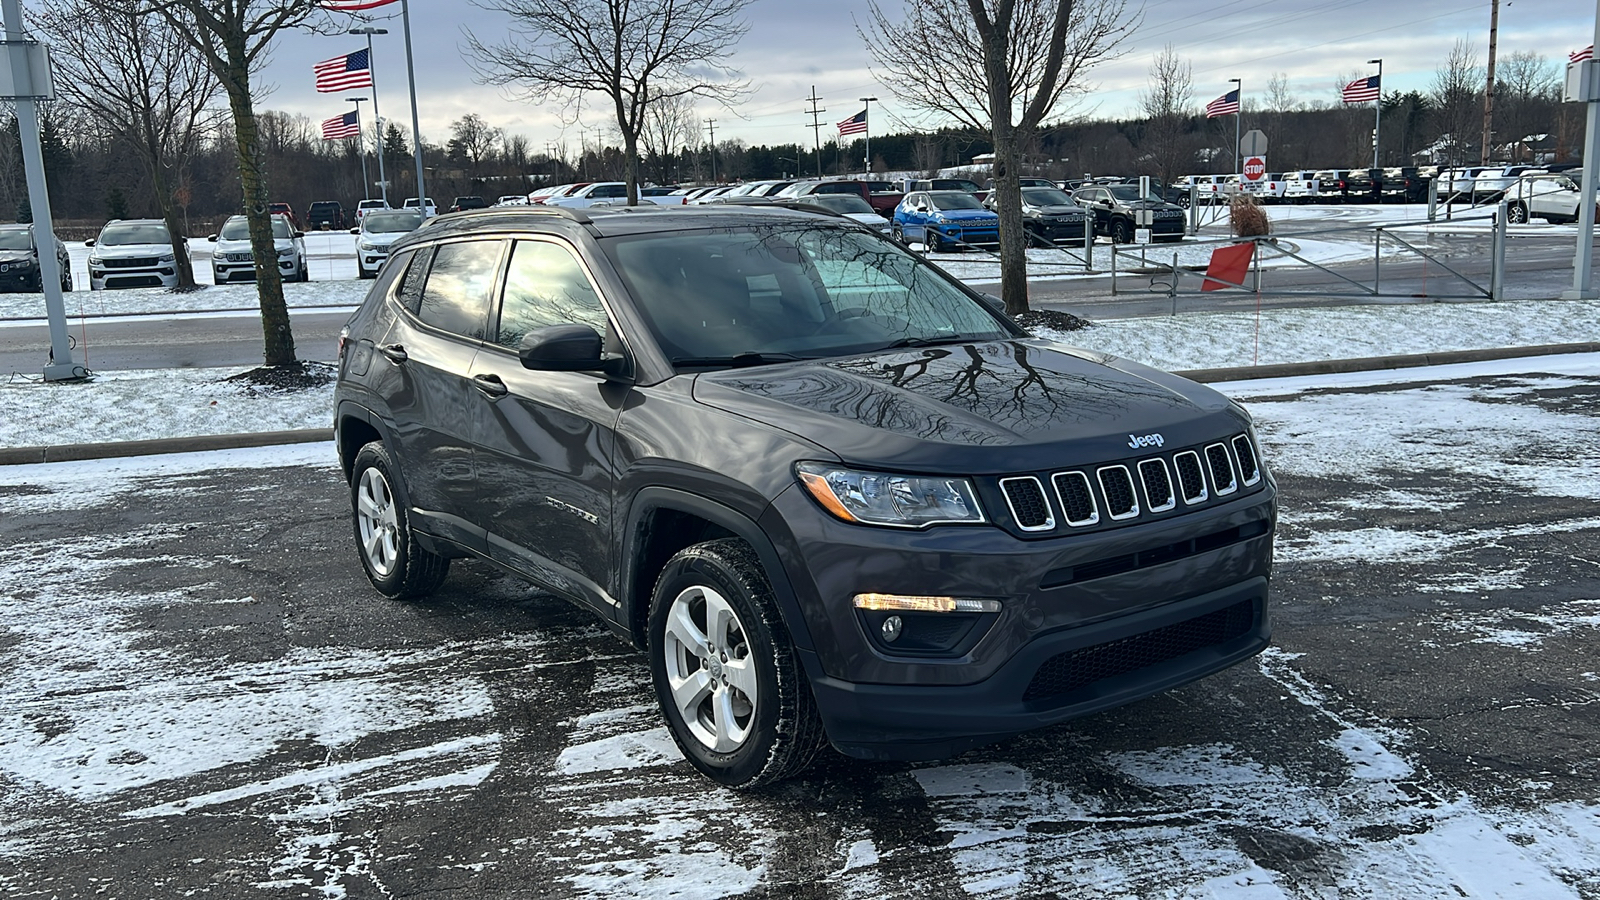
[1204,89,1239,119]
[314,49,373,93]
[1341,75,1381,104]
[1574,45,1595,63]
[837,109,867,136]
[321,111,360,140]
[320,0,401,11]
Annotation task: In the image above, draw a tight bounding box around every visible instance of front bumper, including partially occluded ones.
[214,255,297,283]
[759,477,1276,759]
[90,264,178,290]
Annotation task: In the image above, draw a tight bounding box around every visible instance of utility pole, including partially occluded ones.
[1369,58,1383,169]
[579,128,589,179]
[707,119,717,183]
[805,86,826,178]
[1481,0,1500,165]
[1230,77,1242,176]
[1561,0,1599,300]
[349,26,389,206]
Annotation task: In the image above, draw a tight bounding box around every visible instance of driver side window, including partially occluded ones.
[493,240,609,349]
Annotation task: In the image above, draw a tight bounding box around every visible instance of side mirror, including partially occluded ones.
[977,292,1007,315]
[84,238,95,247]
[519,324,626,375]
[349,227,360,234]
[207,234,218,242]
[294,231,305,238]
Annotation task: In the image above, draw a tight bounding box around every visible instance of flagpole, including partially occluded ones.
[400,0,427,216]
[348,97,370,201]
[860,96,876,175]
[1229,78,1242,176]
[1370,58,1383,169]
[351,26,390,207]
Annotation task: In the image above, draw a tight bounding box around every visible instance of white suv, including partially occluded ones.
[1504,173,1592,224]
[86,219,187,290]
[208,214,308,283]
[351,209,424,278]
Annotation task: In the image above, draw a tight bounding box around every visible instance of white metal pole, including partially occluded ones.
[400,0,426,215]
[363,30,390,207]
[1371,58,1383,170]
[2,0,76,380]
[1230,78,1242,176]
[349,97,369,201]
[1562,0,1600,300]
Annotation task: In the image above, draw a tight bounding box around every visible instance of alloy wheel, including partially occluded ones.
[662,584,757,754]
[356,466,400,577]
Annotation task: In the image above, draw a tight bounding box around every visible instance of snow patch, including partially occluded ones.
[556,727,683,775]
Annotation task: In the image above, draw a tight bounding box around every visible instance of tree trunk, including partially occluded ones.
[623,127,640,205]
[145,140,196,288]
[221,42,295,367]
[981,29,1029,316]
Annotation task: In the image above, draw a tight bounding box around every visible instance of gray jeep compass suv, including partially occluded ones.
[333,204,1276,788]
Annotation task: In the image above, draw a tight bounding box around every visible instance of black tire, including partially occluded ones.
[349,441,449,599]
[1177,193,1191,209]
[890,224,904,244]
[924,229,942,252]
[1112,219,1132,244]
[358,267,377,280]
[648,537,825,789]
[1506,202,1528,225]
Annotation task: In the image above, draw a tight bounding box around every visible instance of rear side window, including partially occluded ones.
[493,240,608,348]
[394,245,434,316]
[416,240,505,340]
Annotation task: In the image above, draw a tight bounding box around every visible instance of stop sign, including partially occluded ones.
[1243,156,1267,181]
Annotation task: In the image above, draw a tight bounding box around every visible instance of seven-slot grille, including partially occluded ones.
[1000,434,1259,534]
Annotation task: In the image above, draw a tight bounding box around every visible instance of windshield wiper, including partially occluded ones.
[878,333,970,350]
[670,351,811,369]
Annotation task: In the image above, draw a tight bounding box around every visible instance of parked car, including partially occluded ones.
[267,202,302,231]
[402,197,438,217]
[0,223,71,293]
[208,213,308,284]
[892,189,1001,250]
[1380,167,1429,203]
[1174,174,1227,207]
[355,199,388,222]
[332,203,1276,787]
[1436,166,1490,203]
[1070,183,1185,243]
[351,209,425,278]
[307,200,345,230]
[1471,165,1538,204]
[775,180,905,217]
[1504,172,1593,224]
[85,219,188,290]
[495,195,529,207]
[1281,171,1321,204]
[527,185,566,204]
[1341,168,1383,204]
[449,196,489,213]
[783,192,892,235]
[547,182,678,208]
[984,186,1089,245]
[1309,169,1352,203]
[909,178,985,196]
[1239,172,1287,202]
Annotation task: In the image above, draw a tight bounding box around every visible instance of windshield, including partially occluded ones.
[1108,185,1162,202]
[803,194,875,214]
[364,212,424,233]
[98,223,174,246]
[219,216,291,240]
[0,229,32,251]
[1022,188,1075,207]
[603,225,1013,367]
[929,192,984,211]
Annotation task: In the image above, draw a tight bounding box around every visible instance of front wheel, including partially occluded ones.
[1112,219,1133,244]
[924,229,942,252]
[1506,202,1528,225]
[649,538,825,789]
[350,442,449,599]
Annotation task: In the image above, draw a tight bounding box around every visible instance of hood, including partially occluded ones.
[846,212,891,229]
[90,243,174,260]
[0,249,34,261]
[358,231,410,248]
[932,208,998,222]
[1026,204,1085,217]
[215,237,290,255]
[1122,199,1181,211]
[692,340,1241,473]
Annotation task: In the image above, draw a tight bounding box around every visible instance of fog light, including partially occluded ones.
[882,616,903,642]
[852,593,1002,613]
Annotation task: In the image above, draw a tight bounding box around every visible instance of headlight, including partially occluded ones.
[159,252,176,262]
[278,247,294,258]
[358,241,376,252]
[795,462,985,528]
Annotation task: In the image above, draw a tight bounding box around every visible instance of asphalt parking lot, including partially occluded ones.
[3,357,1600,898]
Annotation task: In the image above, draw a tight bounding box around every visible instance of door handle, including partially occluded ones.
[378,343,408,364]
[472,373,509,398]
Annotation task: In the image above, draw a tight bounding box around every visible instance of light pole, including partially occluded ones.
[1368,58,1383,169]
[860,96,877,175]
[348,97,370,201]
[349,26,390,206]
[397,1,427,215]
[1229,77,1242,176]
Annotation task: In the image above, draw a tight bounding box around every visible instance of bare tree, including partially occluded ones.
[1430,39,1484,166]
[448,113,503,173]
[111,0,328,369]
[641,92,698,185]
[862,0,1136,315]
[466,0,752,205]
[1137,44,1192,189]
[36,0,216,288]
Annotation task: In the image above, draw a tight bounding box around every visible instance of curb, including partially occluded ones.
[3,341,1598,466]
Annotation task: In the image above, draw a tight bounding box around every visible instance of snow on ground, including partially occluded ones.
[3,300,1599,447]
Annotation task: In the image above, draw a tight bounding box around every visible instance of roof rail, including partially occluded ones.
[516,205,592,225]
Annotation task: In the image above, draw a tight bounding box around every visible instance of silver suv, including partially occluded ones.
[208,214,308,284]
[85,219,187,290]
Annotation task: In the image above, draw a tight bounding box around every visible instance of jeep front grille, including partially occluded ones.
[1174,451,1207,504]
[1051,472,1099,526]
[1000,476,1054,531]
[997,435,1261,534]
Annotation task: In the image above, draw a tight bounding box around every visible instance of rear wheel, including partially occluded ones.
[350,442,449,599]
[649,538,825,789]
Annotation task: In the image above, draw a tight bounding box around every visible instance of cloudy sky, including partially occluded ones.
[266,0,1593,152]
